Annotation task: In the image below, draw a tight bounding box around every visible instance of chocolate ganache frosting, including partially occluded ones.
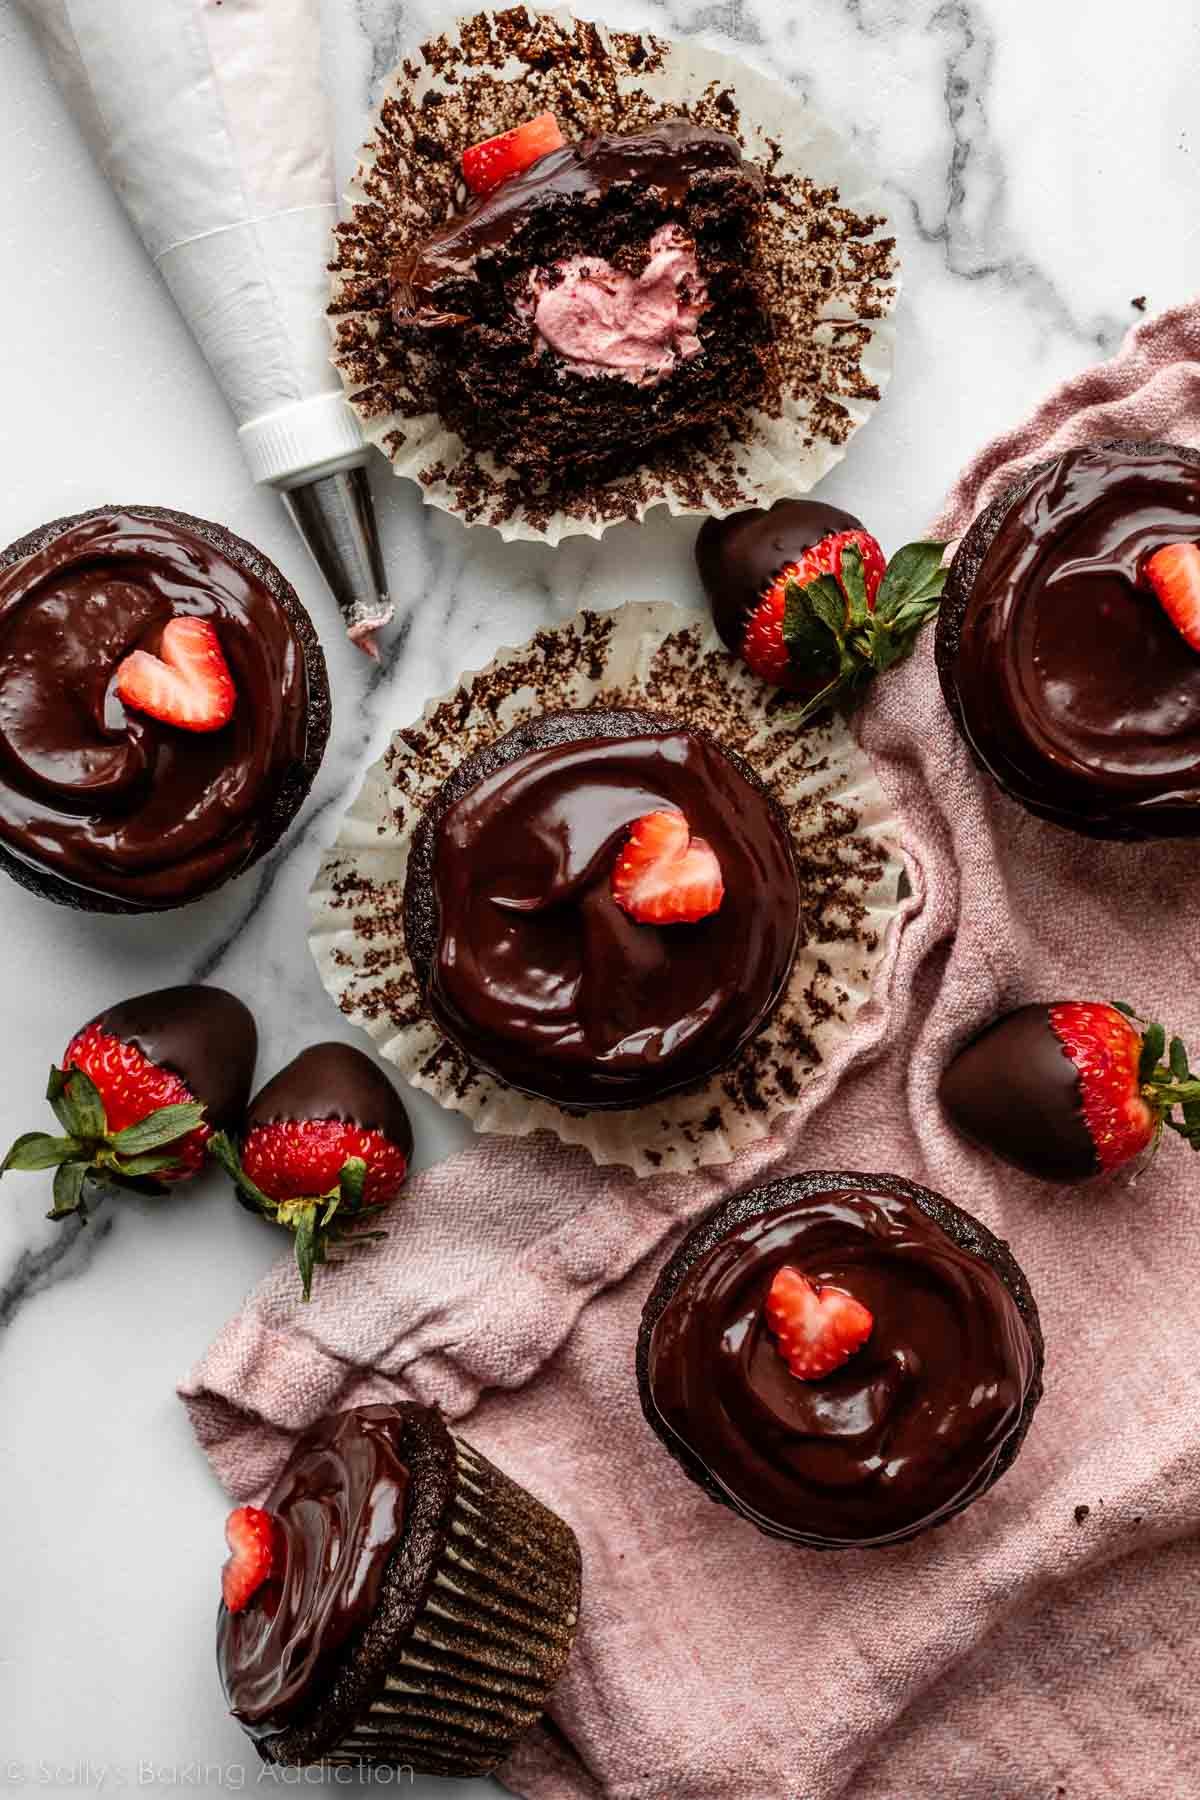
[404,709,801,1109]
[937,442,1200,838]
[638,1172,1041,1548]
[0,508,320,906]
[392,121,758,327]
[219,1406,427,1742]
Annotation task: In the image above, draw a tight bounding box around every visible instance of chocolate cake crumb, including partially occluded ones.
[329,7,897,534]
[1074,1504,1090,1525]
[1131,294,1147,311]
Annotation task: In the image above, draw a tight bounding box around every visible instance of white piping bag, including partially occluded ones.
[17,0,392,656]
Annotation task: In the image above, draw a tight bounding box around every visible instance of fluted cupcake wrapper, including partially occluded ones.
[322,1437,581,1778]
[309,601,905,1176]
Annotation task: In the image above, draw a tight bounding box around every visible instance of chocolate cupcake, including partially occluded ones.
[391,119,773,489]
[637,1171,1043,1548]
[0,506,330,910]
[936,441,1200,839]
[403,706,801,1110]
[218,1402,580,1775]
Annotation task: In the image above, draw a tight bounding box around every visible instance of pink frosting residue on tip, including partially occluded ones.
[526,224,708,386]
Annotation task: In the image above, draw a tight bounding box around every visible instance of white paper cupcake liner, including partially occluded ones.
[308,603,903,1177]
[328,6,899,543]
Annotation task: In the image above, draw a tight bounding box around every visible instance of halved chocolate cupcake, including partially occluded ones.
[0,506,330,910]
[403,707,801,1110]
[217,1403,580,1775]
[391,119,773,489]
[936,441,1200,839]
[637,1171,1043,1548]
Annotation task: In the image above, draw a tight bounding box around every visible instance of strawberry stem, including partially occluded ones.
[208,1134,380,1300]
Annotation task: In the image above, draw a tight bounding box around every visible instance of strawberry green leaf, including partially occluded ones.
[781,577,839,666]
[49,1160,88,1220]
[1170,1037,1191,1081]
[804,573,849,639]
[207,1130,275,1214]
[339,1156,368,1215]
[1110,1001,1137,1018]
[113,1150,186,1179]
[2,1132,83,1173]
[874,542,949,624]
[47,1065,103,1140]
[840,546,869,627]
[110,1102,206,1156]
[293,1204,319,1303]
[1138,1021,1166,1085]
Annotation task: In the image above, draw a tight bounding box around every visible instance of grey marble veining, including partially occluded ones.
[0,0,1196,1791]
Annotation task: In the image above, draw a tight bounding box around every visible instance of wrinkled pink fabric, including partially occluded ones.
[182,299,1200,1800]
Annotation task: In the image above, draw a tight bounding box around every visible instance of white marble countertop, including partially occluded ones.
[0,1,1195,1795]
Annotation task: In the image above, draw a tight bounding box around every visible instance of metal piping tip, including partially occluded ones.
[280,462,392,659]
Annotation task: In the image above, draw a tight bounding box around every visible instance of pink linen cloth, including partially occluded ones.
[181,299,1200,1800]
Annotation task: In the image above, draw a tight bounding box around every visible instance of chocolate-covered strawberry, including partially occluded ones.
[1,985,256,1220]
[940,1001,1200,1183]
[210,1042,413,1300]
[696,497,948,724]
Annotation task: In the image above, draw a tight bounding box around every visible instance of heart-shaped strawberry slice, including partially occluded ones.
[1144,541,1200,652]
[610,809,724,925]
[115,615,235,732]
[765,1264,874,1380]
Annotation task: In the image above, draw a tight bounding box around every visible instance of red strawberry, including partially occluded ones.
[733,528,949,728]
[209,1043,413,1301]
[0,985,256,1222]
[611,810,724,925]
[222,1506,280,1613]
[940,1000,1200,1183]
[462,112,566,197]
[115,615,236,733]
[765,1265,874,1380]
[1144,542,1200,652]
[740,529,886,689]
[1050,1003,1165,1172]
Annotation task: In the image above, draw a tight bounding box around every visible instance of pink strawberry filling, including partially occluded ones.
[525,224,708,386]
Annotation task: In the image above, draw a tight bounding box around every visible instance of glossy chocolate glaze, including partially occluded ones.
[393,120,757,324]
[937,443,1200,838]
[94,985,257,1130]
[695,498,867,653]
[0,508,320,907]
[940,1003,1098,1182]
[246,1042,413,1160]
[218,1407,424,1739]
[639,1172,1041,1548]
[405,709,800,1110]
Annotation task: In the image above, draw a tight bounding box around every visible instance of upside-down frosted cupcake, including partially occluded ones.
[217,1403,580,1775]
[402,706,801,1110]
[0,506,329,910]
[936,440,1200,839]
[637,1171,1043,1548]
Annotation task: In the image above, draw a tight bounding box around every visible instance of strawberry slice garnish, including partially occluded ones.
[610,809,724,925]
[1144,542,1200,652]
[462,112,566,197]
[115,616,235,733]
[222,1506,281,1613]
[765,1265,874,1381]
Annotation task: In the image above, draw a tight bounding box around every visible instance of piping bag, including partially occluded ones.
[18,0,392,657]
